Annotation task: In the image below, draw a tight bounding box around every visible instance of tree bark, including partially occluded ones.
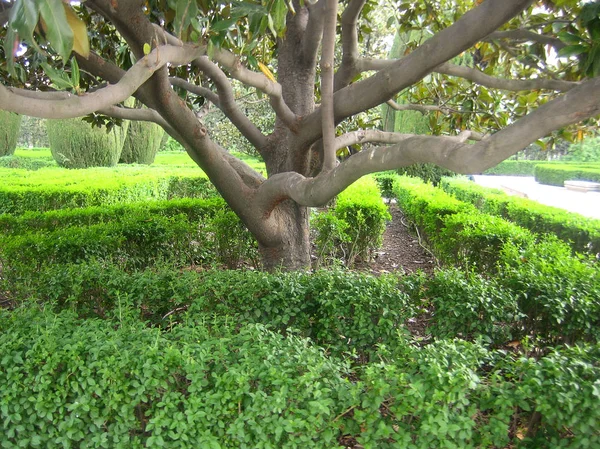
[258,200,311,271]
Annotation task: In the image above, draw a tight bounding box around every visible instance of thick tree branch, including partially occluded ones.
[0,45,203,118]
[298,0,535,149]
[190,56,268,152]
[303,0,326,62]
[212,48,299,130]
[485,29,566,50]
[334,0,367,91]
[257,75,600,211]
[320,0,338,172]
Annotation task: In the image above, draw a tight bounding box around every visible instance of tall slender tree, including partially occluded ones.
[1,0,599,270]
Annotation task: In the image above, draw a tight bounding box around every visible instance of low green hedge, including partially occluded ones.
[534,163,600,186]
[392,175,600,345]
[0,199,257,274]
[313,177,391,267]
[483,160,600,177]
[0,197,225,235]
[440,177,600,255]
[2,291,598,447]
[0,166,216,215]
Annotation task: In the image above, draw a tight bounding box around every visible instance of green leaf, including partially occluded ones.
[70,57,80,87]
[557,44,587,58]
[143,43,151,55]
[558,31,584,45]
[211,18,238,32]
[41,62,75,90]
[39,0,74,60]
[173,0,199,38]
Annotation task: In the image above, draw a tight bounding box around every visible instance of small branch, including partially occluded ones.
[435,62,577,91]
[303,0,326,62]
[334,130,414,150]
[191,56,268,152]
[321,0,338,172]
[0,44,204,118]
[485,29,566,51]
[169,77,220,105]
[334,0,367,91]
[96,105,170,128]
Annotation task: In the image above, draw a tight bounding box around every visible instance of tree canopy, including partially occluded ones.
[1,0,599,269]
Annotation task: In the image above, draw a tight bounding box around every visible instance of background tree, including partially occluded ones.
[1,0,600,270]
[0,110,22,156]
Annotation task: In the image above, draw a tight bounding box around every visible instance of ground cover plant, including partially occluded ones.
[534,163,600,186]
[2,0,600,445]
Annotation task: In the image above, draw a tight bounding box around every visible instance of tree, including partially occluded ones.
[1,0,599,270]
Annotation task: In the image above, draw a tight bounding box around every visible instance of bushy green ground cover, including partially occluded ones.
[483,159,600,177]
[1,161,599,447]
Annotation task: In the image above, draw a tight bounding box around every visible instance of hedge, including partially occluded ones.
[483,159,600,177]
[0,166,216,214]
[0,199,258,275]
[534,163,600,186]
[440,177,600,255]
[312,176,391,267]
[2,279,599,448]
[392,175,600,345]
[120,119,165,165]
[47,117,130,168]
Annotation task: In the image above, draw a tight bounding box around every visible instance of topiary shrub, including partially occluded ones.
[119,119,165,165]
[0,111,22,156]
[46,118,130,168]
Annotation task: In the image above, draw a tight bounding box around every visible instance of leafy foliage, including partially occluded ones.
[0,111,22,157]
[120,119,165,165]
[534,163,600,186]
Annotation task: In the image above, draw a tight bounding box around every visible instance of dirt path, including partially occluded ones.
[359,203,437,276]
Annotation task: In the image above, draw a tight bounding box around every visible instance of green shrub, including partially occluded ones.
[483,160,542,176]
[0,197,224,235]
[355,339,600,448]
[397,163,456,185]
[437,212,535,271]
[392,175,473,238]
[208,209,258,269]
[500,237,600,344]
[534,163,600,186]
[0,166,216,215]
[0,308,353,448]
[120,119,165,165]
[441,177,600,255]
[0,213,205,273]
[47,118,130,168]
[313,177,390,266]
[0,111,22,156]
[0,155,56,170]
[424,269,521,344]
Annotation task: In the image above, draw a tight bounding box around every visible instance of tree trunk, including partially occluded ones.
[258,200,311,271]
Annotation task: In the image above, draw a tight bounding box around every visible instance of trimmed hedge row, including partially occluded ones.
[483,159,600,177]
[393,176,600,344]
[0,198,257,274]
[0,166,216,214]
[2,274,599,448]
[440,177,600,254]
[312,177,391,267]
[534,163,600,186]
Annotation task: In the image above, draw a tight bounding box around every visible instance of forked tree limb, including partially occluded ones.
[0,45,203,118]
[257,75,600,212]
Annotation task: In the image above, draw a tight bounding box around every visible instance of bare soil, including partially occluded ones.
[356,202,437,276]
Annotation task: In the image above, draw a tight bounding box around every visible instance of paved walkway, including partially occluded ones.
[472,175,600,220]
